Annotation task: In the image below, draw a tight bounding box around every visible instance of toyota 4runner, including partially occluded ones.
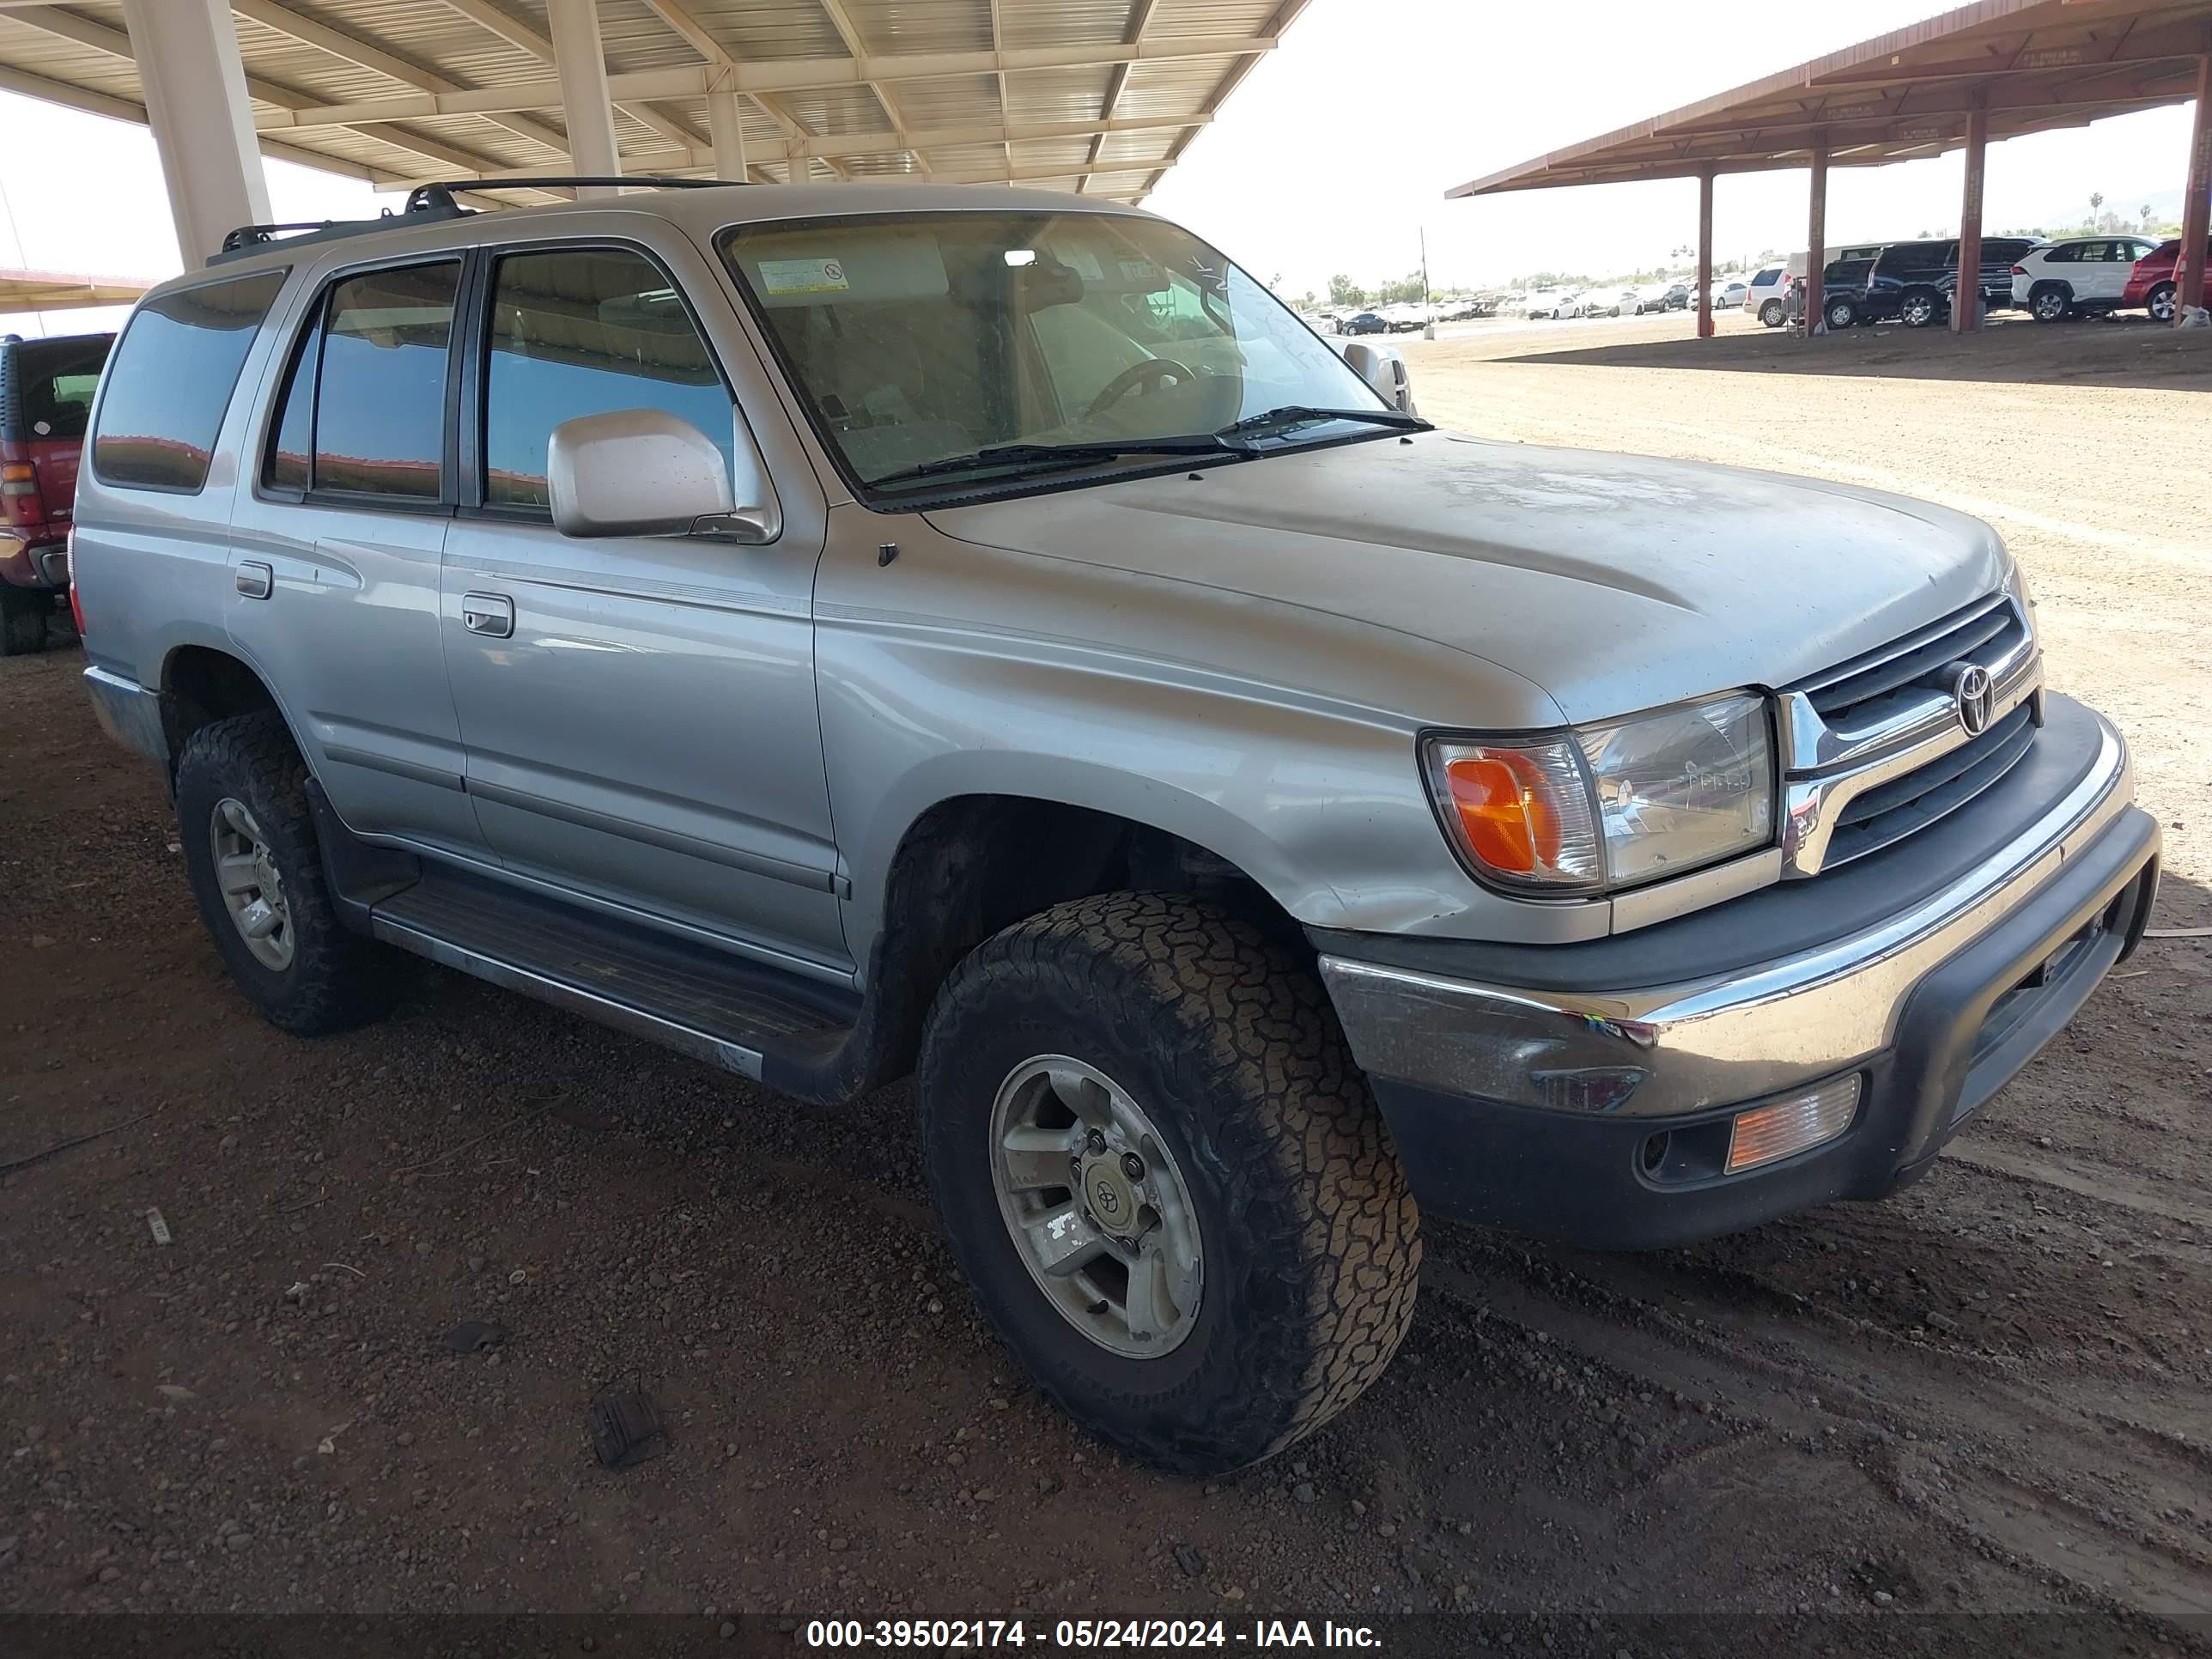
[75,180,2160,1475]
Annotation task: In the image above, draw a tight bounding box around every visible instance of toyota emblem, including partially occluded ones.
[1949,662,1994,736]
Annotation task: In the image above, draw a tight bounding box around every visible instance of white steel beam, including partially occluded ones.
[433,0,699,155]
[1084,0,1157,192]
[707,88,748,181]
[252,38,1282,130]
[233,0,572,163]
[544,0,621,192]
[119,0,270,265]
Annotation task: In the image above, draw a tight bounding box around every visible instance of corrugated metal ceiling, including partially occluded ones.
[0,0,1304,204]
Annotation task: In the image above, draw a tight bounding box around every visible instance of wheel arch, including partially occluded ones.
[160,641,290,777]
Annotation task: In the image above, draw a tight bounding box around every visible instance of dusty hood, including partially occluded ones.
[925,431,2008,725]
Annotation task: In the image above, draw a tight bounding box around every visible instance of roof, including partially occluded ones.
[0,1,1306,209]
[153,179,1155,292]
[0,265,153,312]
[1447,0,2212,196]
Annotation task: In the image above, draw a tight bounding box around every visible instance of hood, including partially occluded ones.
[924,431,2007,725]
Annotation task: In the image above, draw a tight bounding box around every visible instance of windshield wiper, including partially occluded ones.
[1214,404,1432,440]
[870,436,1245,491]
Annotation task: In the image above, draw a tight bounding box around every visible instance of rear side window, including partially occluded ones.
[1753,267,1782,284]
[10,337,111,441]
[481,246,732,510]
[92,270,286,491]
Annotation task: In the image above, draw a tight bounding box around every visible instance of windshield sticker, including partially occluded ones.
[757,257,851,295]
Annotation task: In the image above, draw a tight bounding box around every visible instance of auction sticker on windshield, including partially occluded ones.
[758,257,850,295]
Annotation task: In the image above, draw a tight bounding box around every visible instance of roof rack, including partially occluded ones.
[404,175,734,213]
[209,175,734,267]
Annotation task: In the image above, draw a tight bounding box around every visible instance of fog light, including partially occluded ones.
[1726,1076,1861,1174]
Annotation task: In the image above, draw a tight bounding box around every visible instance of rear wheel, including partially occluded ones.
[1899,289,1941,328]
[2148,282,2178,323]
[2030,285,2071,324]
[1759,300,1784,327]
[1824,297,1857,331]
[174,710,391,1035]
[918,893,1421,1476]
[1,587,47,656]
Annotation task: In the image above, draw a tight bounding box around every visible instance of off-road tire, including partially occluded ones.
[917,892,1421,1476]
[174,710,390,1036]
[1,588,47,656]
[1759,299,1784,328]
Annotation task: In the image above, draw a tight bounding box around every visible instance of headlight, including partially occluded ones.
[1425,692,1774,894]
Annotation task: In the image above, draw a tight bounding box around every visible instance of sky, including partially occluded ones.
[0,0,2198,334]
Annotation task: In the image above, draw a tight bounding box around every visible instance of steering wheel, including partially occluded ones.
[1084,356,1195,422]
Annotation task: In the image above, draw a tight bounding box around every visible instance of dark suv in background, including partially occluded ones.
[1821,238,2039,330]
[1,331,112,654]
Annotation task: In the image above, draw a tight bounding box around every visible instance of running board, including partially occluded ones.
[369,868,857,1083]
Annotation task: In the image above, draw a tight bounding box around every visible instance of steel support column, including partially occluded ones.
[707,89,748,182]
[546,0,622,196]
[1804,132,1828,337]
[1696,167,1715,339]
[2179,52,2211,323]
[118,0,270,267]
[1953,102,1989,333]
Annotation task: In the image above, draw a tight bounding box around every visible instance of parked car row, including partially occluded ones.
[1797,234,2206,331]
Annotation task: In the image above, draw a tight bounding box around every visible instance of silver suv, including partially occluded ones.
[75,180,2160,1476]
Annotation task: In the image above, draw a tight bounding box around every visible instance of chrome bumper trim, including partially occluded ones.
[82,665,168,767]
[1321,714,2133,1120]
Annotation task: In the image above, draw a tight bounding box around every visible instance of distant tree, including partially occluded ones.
[2141,203,2155,230]
[2088,191,2104,222]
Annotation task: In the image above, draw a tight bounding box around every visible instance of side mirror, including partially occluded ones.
[548,409,780,543]
[1335,340,1417,416]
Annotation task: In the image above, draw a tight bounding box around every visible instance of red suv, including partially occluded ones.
[2123,238,2211,323]
[1,331,112,654]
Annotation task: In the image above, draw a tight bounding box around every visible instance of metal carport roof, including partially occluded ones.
[0,0,1308,205]
[1446,0,2212,196]
[0,265,152,312]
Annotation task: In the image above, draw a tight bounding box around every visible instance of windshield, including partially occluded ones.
[719,211,1392,495]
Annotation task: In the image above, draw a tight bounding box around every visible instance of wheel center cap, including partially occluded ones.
[1081,1157,1140,1237]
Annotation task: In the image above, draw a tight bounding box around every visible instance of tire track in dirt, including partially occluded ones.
[1423,1237,2212,1619]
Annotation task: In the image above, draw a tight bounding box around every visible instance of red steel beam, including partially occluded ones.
[1697,167,1716,338]
[2182,51,2212,320]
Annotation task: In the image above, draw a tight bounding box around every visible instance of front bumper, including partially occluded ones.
[1318,698,2159,1249]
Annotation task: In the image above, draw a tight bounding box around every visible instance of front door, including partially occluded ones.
[439,238,846,977]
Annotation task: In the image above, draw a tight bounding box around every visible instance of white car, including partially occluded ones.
[2008,236,2161,322]
[1742,264,1791,325]
[1522,288,1570,319]
[1585,288,1639,319]
[1709,279,1749,311]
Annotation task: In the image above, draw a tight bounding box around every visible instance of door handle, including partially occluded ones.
[460,592,514,639]
[235,562,273,600]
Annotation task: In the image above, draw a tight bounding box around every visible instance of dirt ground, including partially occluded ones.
[4,309,2210,1656]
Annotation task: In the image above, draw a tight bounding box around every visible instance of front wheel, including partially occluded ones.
[1824,297,1857,331]
[2148,282,2178,323]
[918,894,1421,1476]
[1899,290,1940,328]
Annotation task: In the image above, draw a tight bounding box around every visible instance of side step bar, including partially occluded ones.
[367,866,860,1085]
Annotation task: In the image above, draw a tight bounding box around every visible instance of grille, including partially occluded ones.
[1789,591,2040,875]
[1824,702,2036,867]
[1802,593,2028,731]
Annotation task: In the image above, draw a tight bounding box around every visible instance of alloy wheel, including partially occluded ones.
[988,1054,1204,1359]
[210,796,294,970]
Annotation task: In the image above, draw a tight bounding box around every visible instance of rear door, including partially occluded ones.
[227,254,483,860]
[439,231,846,976]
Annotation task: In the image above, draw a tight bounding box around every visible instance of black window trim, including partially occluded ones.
[456,232,742,526]
[252,250,469,519]
[89,264,292,498]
